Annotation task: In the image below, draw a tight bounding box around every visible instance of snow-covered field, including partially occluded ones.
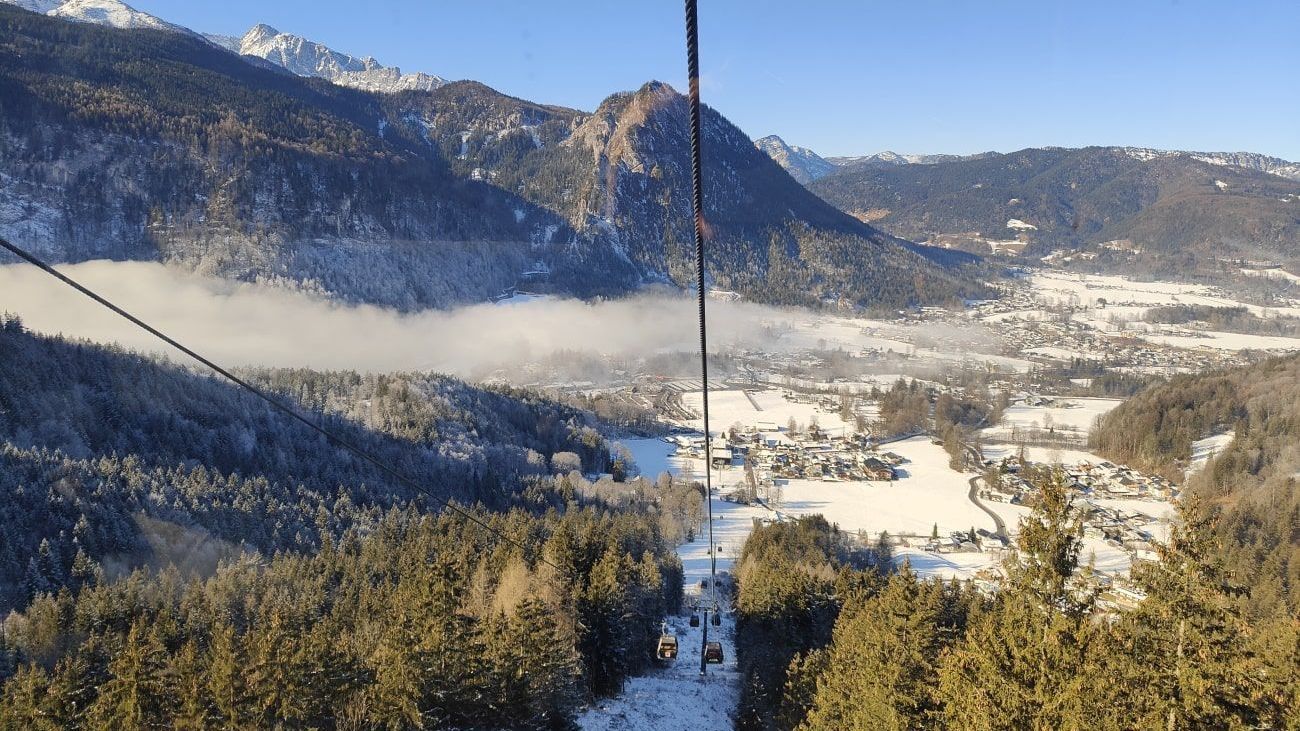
[981,397,1122,441]
[1030,272,1241,311]
[1241,267,1300,285]
[893,547,1001,582]
[620,437,686,481]
[1139,330,1300,352]
[680,389,851,437]
[1030,271,1300,321]
[772,437,991,537]
[981,443,1106,465]
[1080,536,1133,575]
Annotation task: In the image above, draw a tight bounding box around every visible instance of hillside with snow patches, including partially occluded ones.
[753,135,838,184]
[1,0,451,94]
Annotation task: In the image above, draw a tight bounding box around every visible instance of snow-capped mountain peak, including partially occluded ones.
[233,23,447,94]
[1,1,448,96]
[46,0,193,34]
[754,135,836,184]
[4,0,61,13]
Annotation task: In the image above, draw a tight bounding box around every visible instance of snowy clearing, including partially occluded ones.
[1188,432,1235,474]
[893,547,1001,582]
[981,397,1122,441]
[768,436,992,537]
[1138,330,1300,352]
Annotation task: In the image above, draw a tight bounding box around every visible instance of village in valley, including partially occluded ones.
[576,269,1300,607]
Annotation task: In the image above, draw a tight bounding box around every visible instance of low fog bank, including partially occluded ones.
[0,261,1004,382]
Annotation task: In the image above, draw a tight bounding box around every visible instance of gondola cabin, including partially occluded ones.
[656,633,679,660]
[704,641,724,664]
[689,614,700,627]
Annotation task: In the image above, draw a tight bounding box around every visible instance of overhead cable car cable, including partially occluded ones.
[684,0,721,675]
[0,235,562,574]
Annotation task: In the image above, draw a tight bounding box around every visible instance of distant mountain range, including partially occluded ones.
[754,135,1000,183]
[206,23,448,95]
[805,146,1300,270]
[14,0,190,32]
[0,3,984,310]
[753,135,1298,271]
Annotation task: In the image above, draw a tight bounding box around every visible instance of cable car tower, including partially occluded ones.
[684,0,723,677]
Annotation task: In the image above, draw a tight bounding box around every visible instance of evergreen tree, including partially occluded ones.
[1111,500,1263,729]
[86,620,168,730]
[937,471,1096,730]
[206,621,248,730]
[799,567,945,730]
[167,640,210,731]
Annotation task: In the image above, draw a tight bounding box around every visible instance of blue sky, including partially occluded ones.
[134,0,1300,159]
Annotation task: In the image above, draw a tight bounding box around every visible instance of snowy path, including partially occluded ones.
[578,476,767,730]
[582,417,765,728]
[575,595,741,730]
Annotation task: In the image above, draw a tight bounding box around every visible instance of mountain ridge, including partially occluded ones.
[807,145,1300,270]
[0,7,985,310]
[754,135,837,184]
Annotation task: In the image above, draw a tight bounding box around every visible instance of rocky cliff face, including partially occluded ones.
[754,135,837,184]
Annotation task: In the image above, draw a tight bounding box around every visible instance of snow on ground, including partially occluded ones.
[981,443,1108,466]
[893,547,1001,582]
[1241,267,1300,285]
[752,312,1033,373]
[577,462,764,729]
[1023,345,1095,361]
[1188,431,1234,474]
[493,292,549,306]
[678,499,770,581]
[984,498,1034,534]
[769,437,993,537]
[1138,330,1300,352]
[982,397,1122,441]
[979,309,1055,323]
[619,437,685,481]
[1029,271,1300,320]
[1090,497,1176,543]
[576,576,743,730]
[1080,536,1132,575]
[1030,272,1227,310]
[679,389,850,437]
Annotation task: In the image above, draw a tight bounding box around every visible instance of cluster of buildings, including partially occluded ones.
[982,456,1177,504]
[670,426,903,486]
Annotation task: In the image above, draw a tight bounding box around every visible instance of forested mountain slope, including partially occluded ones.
[0,5,986,310]
[0,5,586,308]
[1091,353,1300,615]
[809,146,1300,271]
[0,314,613,611]
[462,81,987,307]
[0,313,703,729]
